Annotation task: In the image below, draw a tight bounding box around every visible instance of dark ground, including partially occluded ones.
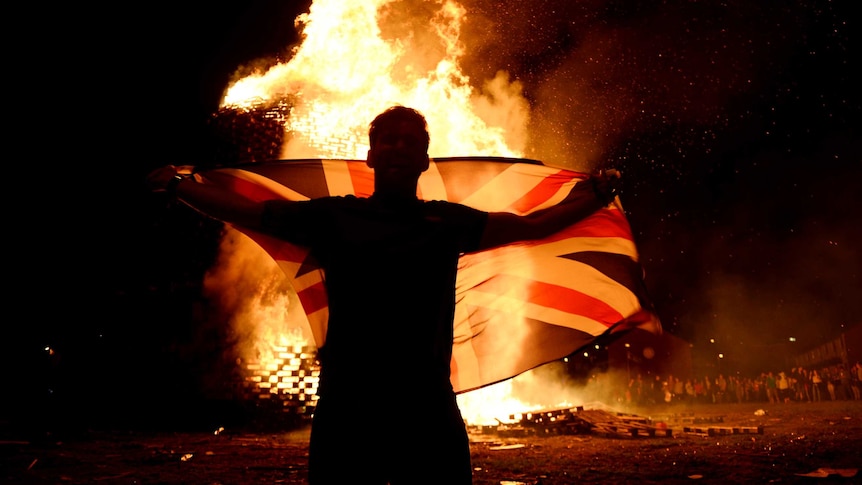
[2,400,860,484]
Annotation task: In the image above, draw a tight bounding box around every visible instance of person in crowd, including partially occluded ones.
[777,371,791,403]
[836,365,850,400]
[765,372,778,404]
[684,378,696,402]
[826,368,837,401]
[715,374,727,404]
[851,361,861,400]
[811,369,823,402]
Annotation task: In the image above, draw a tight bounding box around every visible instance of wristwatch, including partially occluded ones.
[166,173,193,195]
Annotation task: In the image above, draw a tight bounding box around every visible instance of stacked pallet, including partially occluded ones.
[656,411,725,425]
[498,406,590,437]
[574,409,674,438]
[682,425,764,436]
[211,96,368,164]
[242,343,320,419]
[492,407,673,438]
[210,100,293,164]
[473,407,769,439]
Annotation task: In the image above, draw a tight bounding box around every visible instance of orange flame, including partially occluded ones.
[221,0,529,160]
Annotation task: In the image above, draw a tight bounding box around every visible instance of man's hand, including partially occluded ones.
[146,165,196,192]
[591,169,622,205]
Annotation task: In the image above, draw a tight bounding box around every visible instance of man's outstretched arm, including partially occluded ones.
[478,169,621,250]
[146,165,267,230]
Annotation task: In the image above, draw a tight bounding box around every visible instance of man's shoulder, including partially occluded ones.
[293,194,363,206]
[423,199,485,216]
[263,195,364,218]
[422,199,476,210]
[319,194,360,203]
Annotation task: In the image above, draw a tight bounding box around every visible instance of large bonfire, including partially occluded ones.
[204,0,606,426]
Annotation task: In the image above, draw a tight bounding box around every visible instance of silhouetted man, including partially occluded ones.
[147,105,620,484]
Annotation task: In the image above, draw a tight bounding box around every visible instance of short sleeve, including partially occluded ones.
[260,199,326,247]
[427,201,488,254]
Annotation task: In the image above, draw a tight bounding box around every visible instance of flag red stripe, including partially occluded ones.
[475,273,624,325]
[348,162,374,196]
[202,170,282,202]
[509,170,580,214]
[296,281,329,315]
[543,208,633,243]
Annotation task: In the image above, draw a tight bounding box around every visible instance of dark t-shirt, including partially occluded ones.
[261,194,487,398]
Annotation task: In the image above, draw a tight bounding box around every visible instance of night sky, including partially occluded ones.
[10,1,859,426]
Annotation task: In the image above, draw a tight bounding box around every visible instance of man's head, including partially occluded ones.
[367,106,431,193]
[368,105,430,151]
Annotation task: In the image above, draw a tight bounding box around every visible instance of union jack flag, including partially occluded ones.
[195,157,660,393]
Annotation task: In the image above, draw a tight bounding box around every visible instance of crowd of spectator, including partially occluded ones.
[616,361,862,406]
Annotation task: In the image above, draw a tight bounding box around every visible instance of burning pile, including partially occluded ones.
[199,0,560,425]
[241,342,320,420]
[470,405,675,438]
[208,100,293,165]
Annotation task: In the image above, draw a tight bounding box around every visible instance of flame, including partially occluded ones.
[221,0,529,160]
[456,379,542,426]
[210,0,555,424]
[457,364,589,426]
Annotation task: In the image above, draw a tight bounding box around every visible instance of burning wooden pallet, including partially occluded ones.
[645,412,765,437]
[682,425,764,436]
[652,412,726,425]
[471,406,769,439]
[490,407,673,438]
[573,409,673,438]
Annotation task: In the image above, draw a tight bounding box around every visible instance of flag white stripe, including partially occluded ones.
[474,263,640,317]
[322,160,356,196]
[460,290,611,335]
[535,234,638,259]
[305,307,329,350]
[450,334,482,391]
[418,161,449,200]
[461,164,567,212]
[459,238,641,313]
[274,259,322,292]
